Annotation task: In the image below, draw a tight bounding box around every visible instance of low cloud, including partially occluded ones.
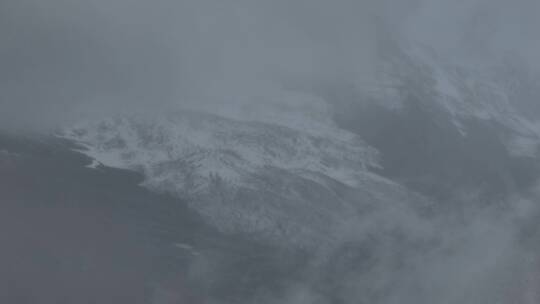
[2,0,539,131]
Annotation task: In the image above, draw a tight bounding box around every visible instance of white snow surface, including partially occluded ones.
[59,100,389,246]
[61,107,379,194]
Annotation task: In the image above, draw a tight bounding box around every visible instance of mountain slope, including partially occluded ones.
[0,132,314,303]
[59,109,436,247]
[44,41,540,303]
[332,45,540,203]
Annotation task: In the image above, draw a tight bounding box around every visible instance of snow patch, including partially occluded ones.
[60,109,379,195]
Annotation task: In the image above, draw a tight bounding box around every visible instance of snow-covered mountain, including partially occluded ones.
[59,43,540,251]
[60,105,433,247]
[62,109,379,192]
[2,38,535,303]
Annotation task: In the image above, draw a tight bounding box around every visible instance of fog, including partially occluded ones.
[2,0,539,130]
[2,0,540,303]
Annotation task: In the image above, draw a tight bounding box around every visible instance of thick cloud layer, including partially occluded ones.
[407,0,540,65]
[0,0,539,128]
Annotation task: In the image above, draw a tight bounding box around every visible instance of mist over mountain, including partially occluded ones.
[2,0,540,303]
[2,0,539,128]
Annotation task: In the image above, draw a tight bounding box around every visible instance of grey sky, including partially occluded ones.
[1,0,538,130]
